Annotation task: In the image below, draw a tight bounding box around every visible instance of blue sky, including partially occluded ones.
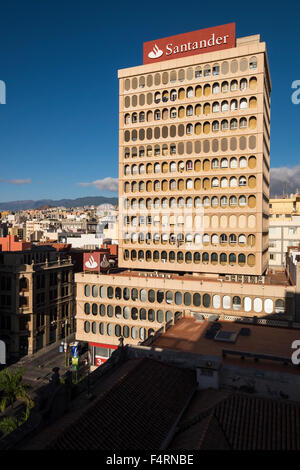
[0,0,299,202]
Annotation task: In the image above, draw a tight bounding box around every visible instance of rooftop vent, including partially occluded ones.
[214,330,239,343]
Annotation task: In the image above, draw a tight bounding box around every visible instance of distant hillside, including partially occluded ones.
[0,196,118,211]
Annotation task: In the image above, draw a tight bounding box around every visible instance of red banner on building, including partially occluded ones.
[143,23,235,65]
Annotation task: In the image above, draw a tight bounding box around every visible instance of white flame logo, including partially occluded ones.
[148,44,163,59]
[85,255,98,269]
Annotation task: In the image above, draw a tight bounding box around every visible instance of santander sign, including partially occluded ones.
[143,23,235,65]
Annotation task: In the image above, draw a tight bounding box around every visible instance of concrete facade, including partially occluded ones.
[0,240,75,360]
[118,33,271,275]
[269,194,300,268]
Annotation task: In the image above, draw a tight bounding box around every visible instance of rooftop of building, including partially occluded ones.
[152,317,300,375]
[23,357,197,450]
[19,353,300,451]
[169,388,300,450]
[118,33,270,85]
[78,267,292,287]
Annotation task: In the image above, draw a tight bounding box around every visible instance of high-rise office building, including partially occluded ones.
[75,25,297,369]
[118,23,271,275]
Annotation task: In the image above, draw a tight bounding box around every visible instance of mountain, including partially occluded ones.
[0,196,118,211]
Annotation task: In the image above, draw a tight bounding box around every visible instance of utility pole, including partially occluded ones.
[64,319,69,366]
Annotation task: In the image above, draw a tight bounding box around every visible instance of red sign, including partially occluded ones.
[143,23,235,65]
[95,357,107,367]
[83,252,101,272]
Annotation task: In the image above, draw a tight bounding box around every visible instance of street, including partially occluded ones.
[5,334,87,390]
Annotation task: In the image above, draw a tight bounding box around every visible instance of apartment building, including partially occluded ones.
[74,24,296,369]
[0,236,75,361]
[269,194,300,268]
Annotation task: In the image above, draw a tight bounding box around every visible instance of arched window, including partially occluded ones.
[123,287,130,300]
[184,292,191,306]
[187,87,194,98]
[84,303,90,315]
[166,311,172,322]
[186,106,193,117]
[157,310,164,323]
[92,303,98,316]
[84,321,90,333]
[212,121,219,131]
[275,299,284,313]
[148,309,155,322]
[240,78,247,90]
[212,83,220,94]
[239,117,247,128]
[240,98,247,109]
[230,80,238,91]
[115,325,122,337]
[223,296,231,309]
[123,306,130,319]
[230,157,237,168]
[131,308,138,320]
[107,286,114,299]
[107,305,113,317]
[249,56,257,69]
[221,196,227,207]
[100,304,106,316]
[186,123,193,135]
[175,292,182,305]
[193,293,201,306]
[115,306,121,319]
[203,294,211,308]
[213,295,221,309]
[230,118,238,130]
[157,290,164,303]
[139,328,146,341]
[84,285,90,297]
[123,325,129,338]
[233,296,241,311]
[148,290,155,303]
[140,308,147,321]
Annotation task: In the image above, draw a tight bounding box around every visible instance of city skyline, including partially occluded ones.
[0,0,299,202]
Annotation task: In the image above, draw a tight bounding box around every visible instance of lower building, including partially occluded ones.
[75,262,299,369]
[0,235,75,361]
[269,193,300,268]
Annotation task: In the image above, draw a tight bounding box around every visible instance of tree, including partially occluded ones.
[0,368,33,412]
[0,416,18,436]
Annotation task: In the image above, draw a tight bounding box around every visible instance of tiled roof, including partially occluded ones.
[171,390,300,450]
[212,393,300,450]
[44,358,196,450]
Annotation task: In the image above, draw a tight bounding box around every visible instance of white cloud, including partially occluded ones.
[270,164,300,196]
[78,177,118,192]
[9,179,32,185]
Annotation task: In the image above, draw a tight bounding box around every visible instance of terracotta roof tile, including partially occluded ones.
[44,358,196,450]
[171,391,300,450]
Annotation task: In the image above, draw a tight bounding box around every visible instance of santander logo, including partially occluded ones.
[85,255,98,269]
[148,44,163,59]
[143,23,235,65]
